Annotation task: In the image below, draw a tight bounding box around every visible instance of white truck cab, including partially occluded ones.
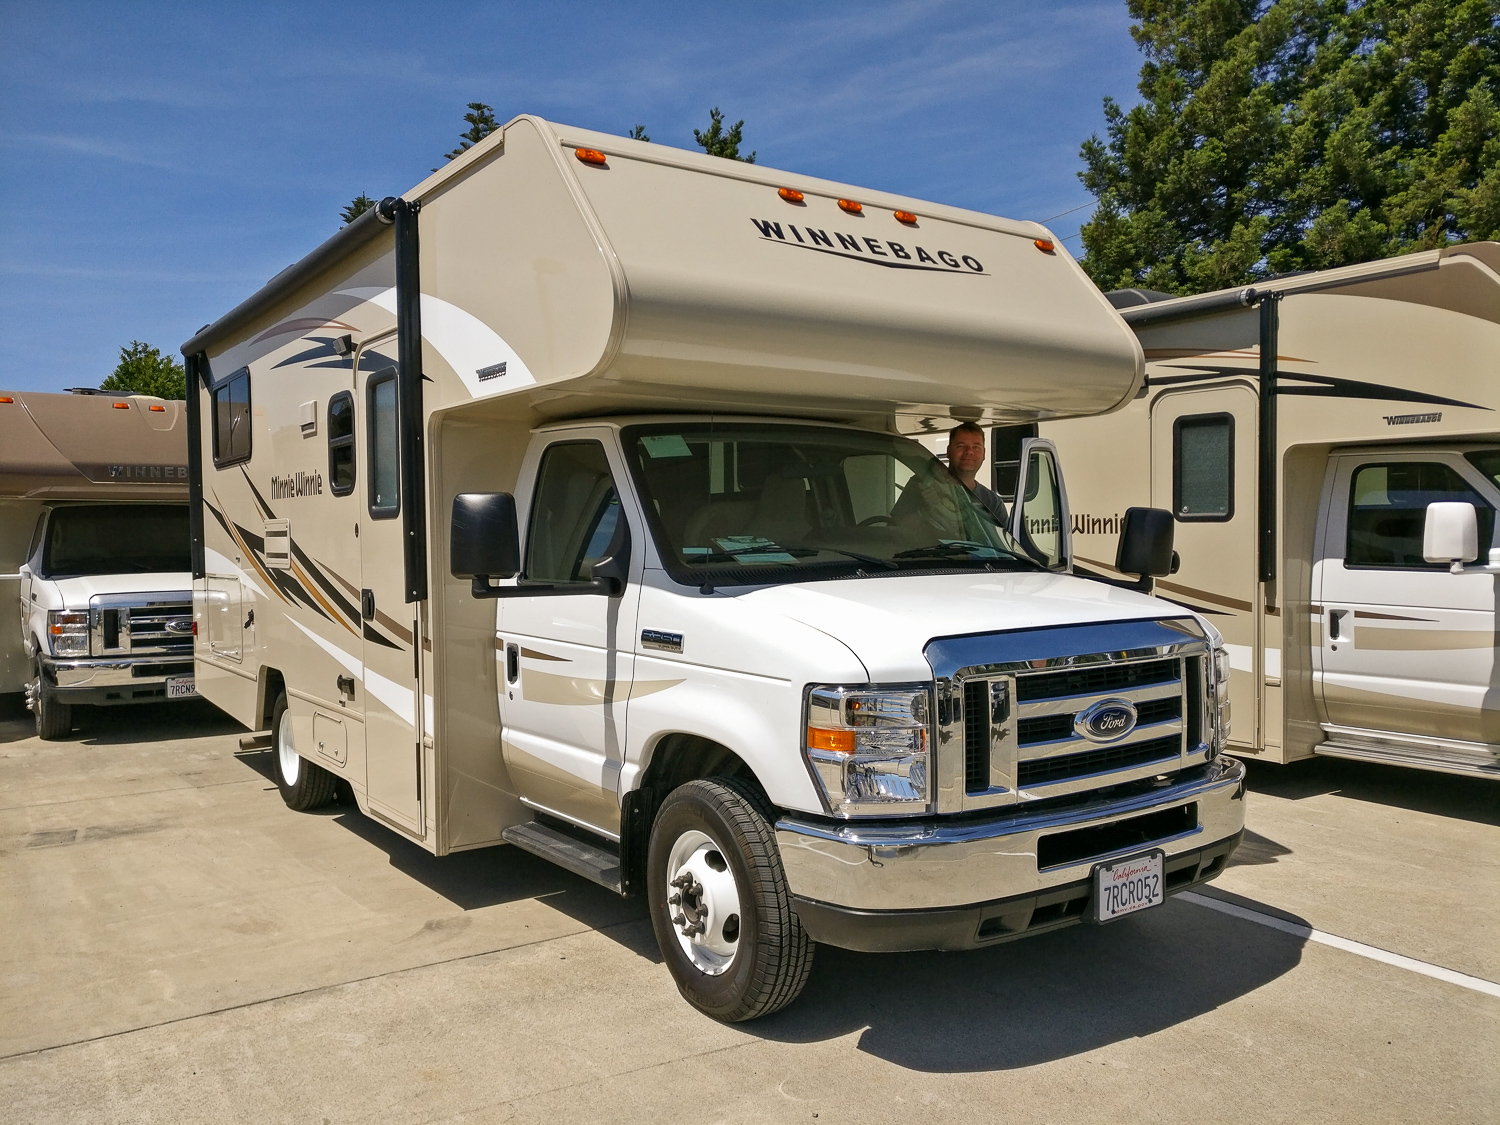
[1,392,194,740]
[183,116,1242,1020]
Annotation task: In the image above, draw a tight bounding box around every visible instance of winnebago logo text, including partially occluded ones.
[104,464,188,480]
[476,361,508,381]
[751,218,985,274]
[1384,412,1441,425]
[271,471,323,499]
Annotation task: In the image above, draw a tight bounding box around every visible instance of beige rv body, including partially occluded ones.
[1041,244,1500,777]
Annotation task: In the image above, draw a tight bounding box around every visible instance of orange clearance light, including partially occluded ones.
[807,726,856,753]
[149,404,166,412]
[0,396,12,404]
[1035,238,1056,253]
[894,210,918,224]
[778,187,805,203]
[112,402,129,409]
[574,148,608,166]
[837,199,863,214]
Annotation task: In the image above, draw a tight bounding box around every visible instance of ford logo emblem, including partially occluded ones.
[165,618,194,634]
[1074,698,1138,743]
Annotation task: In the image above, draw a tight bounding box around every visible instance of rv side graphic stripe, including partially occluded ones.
[1149,364,1489,412]
[288,542,361,630]
[289,557,358,636]
[363,622,401,650]
[239,467,278,522]
[1074,555,1249,613]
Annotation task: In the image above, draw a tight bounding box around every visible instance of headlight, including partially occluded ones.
[48,610,90,657]
[1210,646,1231,753]
[804,684,930,817]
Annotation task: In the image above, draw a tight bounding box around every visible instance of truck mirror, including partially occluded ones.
[1423,501,1479,573]
[450,492,521,586]
[1115,507,1175,591]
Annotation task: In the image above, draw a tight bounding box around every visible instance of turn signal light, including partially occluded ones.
[112,402,129,409]
[837,199,863,214]
[575,148,608,166]
[807,726,856,753]
[778,187,805,203]
[1035,238,1056,253]
[149,404,165,412]
[894,210,917,224]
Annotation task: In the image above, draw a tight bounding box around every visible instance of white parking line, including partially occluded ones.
[1179,890,1500,998]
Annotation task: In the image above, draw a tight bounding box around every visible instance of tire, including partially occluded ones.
[270,692,338,810]
[648,777,814,1022]
[31,662,72,741]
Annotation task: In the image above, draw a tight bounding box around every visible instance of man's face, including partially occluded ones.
[947,429,986,477]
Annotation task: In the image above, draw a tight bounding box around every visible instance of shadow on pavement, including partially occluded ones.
[1243,755,1499,826]
[745,892,1305,1070]
[1226,826,1293,867]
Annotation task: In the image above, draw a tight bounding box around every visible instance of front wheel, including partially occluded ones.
[270,692,338,810]
[30,662,73,741]
[647,777,814,1021]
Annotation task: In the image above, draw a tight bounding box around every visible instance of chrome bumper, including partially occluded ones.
[776,756,1245,913]
[42,657,191,690]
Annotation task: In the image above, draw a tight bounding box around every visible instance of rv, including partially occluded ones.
[182,116,1242,1021]
[1,390,195,739]
[1038,245,1500,779]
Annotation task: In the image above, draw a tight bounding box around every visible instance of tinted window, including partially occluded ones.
[41,505,190,578]
[1346,461,1495,568]
[367,371,399,518]
[328,391,355,496]
[526,442,620,584]
[1174,413,1233,520]
[1463,449,1500,490]
[212,368,251,466]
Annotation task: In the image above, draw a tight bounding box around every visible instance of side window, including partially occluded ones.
[991,423,1037,504]
[367,370,399,519]
[1346,461,1495,569]
[328,391,355,497]
[1174,413,1233,521]
[526,442,621,584]
[211,367,252,467]
[1018,447,1064,568]
[27,514,46,564]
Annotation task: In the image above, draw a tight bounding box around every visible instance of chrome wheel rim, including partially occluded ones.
[664,829,742,975]
[276,708,300,787]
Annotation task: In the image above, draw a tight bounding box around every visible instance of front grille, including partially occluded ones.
[126,603,193,655]
[964,680,990,790]
[1017,657,1178,702]
[136,662,193,678]
[1017,734,1181,787]
[1036,802,1198,869]
[1017,691,1182,748]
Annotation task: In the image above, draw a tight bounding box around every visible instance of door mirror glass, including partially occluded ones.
[1116,507,1175,579]
[1422,501,1479,566]
[450,493,520,579]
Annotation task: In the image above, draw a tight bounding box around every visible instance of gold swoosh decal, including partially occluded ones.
[1354,627,1495,650]
[520,647,570,662]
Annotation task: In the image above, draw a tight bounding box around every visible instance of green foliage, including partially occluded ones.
[629,124,651,141]
[446,102,500,161]
[1078,0,1500,294]
[100,341,185,400]
[341,193,375,225]
[694,108,756,162]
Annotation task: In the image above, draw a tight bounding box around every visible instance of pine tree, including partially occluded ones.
[446,102,500,161]
[341,193,375,225]
[1077,0,1500,294]
[628,124,650,141]
[693,108,756,163]
[99,342,185,400]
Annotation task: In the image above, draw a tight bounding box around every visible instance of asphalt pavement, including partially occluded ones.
[1,696,1495,1124]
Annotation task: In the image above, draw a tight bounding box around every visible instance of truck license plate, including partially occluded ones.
[1091,849,1165,924]
[166,676,197,699]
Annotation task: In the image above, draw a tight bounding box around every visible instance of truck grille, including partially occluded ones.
[89,593,193,657]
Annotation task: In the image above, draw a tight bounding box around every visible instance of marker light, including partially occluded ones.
[149,404,166,412]
[575,148,608,166]
[1034,238,1056,253]
[894,210,918,225]
[0,396,12,403]
[113,402,129,409]
[837,199,863,214]
[778,187,805,203]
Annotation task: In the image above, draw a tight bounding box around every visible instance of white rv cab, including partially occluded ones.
[1,391,195,739]
[1041,244,1500,779]
[183,117,1242,1020]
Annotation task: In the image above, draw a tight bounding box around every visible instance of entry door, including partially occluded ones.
[1009,438,1071,571]
[1313,452,1500,748]
[1149,386,1258,747]
[499,437,640,836]
[357,362,423,834]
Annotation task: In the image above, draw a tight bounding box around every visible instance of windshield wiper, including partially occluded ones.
[784,545,899,570]
[682,545,816,564]
[893,542,1043,570]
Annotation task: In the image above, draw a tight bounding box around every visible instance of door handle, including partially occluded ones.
[361,589,375,620]
[506,642,519,684]
[1329,609,1347,641]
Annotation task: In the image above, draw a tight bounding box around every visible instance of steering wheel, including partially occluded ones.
[858,515,895,527]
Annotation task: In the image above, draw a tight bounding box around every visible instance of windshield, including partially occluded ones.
[623,422,1037,586]
[1464,449,1500,491]
[40,505,190,579]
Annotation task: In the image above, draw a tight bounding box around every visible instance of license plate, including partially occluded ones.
[1091,849,1165,924]
[166,676,197,699]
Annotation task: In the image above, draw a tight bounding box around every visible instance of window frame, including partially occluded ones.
[523,439,620,585]
[327,390,356,497]
[210,366,253,468]
[1342,459,1496,571]
[1172,411,1235,523]
[365,369,400,520]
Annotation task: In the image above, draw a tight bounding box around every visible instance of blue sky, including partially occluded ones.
[0,1,1142,393]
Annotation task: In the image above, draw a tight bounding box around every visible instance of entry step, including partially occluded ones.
[502,820,623,894]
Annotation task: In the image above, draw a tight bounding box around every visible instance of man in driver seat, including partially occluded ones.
[945,422,1008,526]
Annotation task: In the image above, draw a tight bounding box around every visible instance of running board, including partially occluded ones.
[502,820,624,893]
[1315,740,1500,780]
[238,731,273,751]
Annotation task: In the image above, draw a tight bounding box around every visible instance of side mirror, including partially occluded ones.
[451,492,520,594]
[1116,507,1175,592]
[1423,501,1479,573]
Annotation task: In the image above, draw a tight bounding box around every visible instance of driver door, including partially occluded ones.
[1010,437,1072,571]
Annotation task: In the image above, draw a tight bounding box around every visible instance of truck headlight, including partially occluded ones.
[48,611,90,657]
[1210,646,1231,753]
[804,684,930,816]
